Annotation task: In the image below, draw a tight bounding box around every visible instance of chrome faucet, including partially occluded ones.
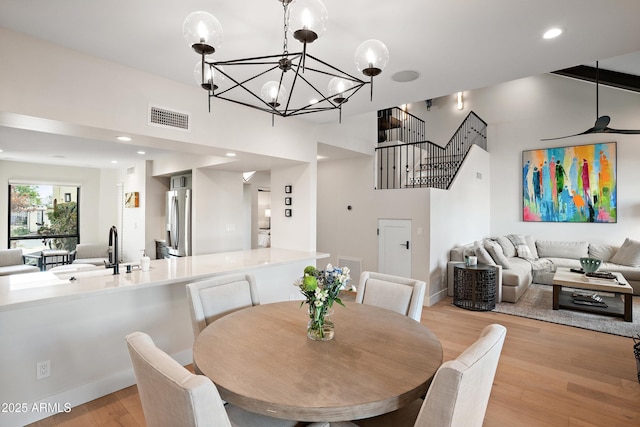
[106,225,119,275]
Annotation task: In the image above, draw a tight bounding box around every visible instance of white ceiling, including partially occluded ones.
[1,0,639,169]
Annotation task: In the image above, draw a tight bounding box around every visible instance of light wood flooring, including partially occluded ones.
[28,297,640,427]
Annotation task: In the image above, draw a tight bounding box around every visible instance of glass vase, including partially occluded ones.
[307,308,334,341]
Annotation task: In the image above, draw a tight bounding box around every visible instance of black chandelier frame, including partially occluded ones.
[201,51,370,118]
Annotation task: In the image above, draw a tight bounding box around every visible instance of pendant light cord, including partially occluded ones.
[596,60,599,120]
[282,1,290,56]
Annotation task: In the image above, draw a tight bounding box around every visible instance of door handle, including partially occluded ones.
[401,241,410,249]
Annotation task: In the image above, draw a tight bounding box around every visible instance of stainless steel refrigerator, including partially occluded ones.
[166,188,191,257]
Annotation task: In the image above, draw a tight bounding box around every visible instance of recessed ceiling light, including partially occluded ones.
[117,136,132,142]
[391,70,420,83]
[310,98,319,104]
[226,152,236,157]
[543,28,563,39]
[111,160,118,164]
[0,149,3,152]
[137,151,146,155]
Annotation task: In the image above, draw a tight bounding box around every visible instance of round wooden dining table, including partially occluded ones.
[193,300,443,422]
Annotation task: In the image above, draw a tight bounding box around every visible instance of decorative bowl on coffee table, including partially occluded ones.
[580,257,601,273]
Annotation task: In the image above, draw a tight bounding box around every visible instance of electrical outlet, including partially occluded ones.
[36,360,50,380]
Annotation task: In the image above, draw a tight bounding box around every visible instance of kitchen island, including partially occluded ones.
[0,248,328,427]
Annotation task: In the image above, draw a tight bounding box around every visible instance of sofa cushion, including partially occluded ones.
[473,242,495,266]
[525,235,539,259]
[506,234,536,259]
[496,236,516,258]
[535,240,588,259]
[0,264,40,276]
[600,262,640,282]
[501,258,531,287]
[484,240,511,269]
[609,238,640,267]
[0,248,25,267]
[589,243,618,262]
[75,243,109,259]
[545,257,582,270]
[450,244,472,262]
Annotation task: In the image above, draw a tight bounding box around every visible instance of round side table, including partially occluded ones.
[453,263,498,311]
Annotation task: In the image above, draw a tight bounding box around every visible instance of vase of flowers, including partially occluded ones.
[295,264,352,341]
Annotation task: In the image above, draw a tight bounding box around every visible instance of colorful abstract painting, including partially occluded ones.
[522,142,616,223]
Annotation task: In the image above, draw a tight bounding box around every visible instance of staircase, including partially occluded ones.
[375,110,487,190]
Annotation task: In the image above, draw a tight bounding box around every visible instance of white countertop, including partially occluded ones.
[0,248,328,311]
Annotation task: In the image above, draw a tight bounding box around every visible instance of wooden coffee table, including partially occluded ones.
[552,267,633,322]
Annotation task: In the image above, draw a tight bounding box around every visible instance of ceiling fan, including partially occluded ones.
[541,61,640,141]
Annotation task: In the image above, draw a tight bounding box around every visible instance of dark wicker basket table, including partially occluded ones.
[453,263,497,311]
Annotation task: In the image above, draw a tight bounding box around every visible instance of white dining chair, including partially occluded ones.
[185,273,260,339]
[125,332,299,427]
[353,323,507,427]
[355,271,426,321]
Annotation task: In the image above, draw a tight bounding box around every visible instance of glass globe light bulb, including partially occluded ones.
[355,39,389,77]
[260,81,288,107]
[328,77,354,104]
[183,11,223,55]
[289,0,328,44]
[194,61,224,91]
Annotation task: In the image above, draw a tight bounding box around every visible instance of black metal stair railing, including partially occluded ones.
[377,107,426,144]
[375,111,487,190]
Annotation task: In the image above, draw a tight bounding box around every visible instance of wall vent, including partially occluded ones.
[126,166,135,175]
[148,105,191,131]
[336,256,363,288]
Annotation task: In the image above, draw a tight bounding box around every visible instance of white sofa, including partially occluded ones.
[448,236,640,303]
[0,248,40,276]
[71,243,110,266]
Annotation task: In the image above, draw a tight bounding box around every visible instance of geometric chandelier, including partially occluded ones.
[183,0,389,122]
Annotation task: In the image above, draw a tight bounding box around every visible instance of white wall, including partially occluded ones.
[0,28,323,259]
[270,163,317,252]
[119,161,146,262]
[316,145,490,304]
[473,73,640,245]
[429,146,491,302]
[192,169,244,254]
[144,162,170,258]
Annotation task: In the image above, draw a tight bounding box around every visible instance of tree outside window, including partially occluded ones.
[8,184,80,253]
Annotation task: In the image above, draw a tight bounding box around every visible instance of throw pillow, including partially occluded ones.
[524,235,539,259]
[484,239,511,269]
[496,236,517,258]
[473,242,496,266]
[610,238,640,267]
[507,234,534,259]
[588,243,618,262]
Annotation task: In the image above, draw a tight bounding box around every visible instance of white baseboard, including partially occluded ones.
[4,348,192,427]
[427,288,448,306]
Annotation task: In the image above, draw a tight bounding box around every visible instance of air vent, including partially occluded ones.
[148,105,190,131]
[127,166,135,175]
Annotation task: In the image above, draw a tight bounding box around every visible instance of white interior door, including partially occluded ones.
[378,219,412,277]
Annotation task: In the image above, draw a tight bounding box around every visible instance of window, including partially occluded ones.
[8,184,80,255]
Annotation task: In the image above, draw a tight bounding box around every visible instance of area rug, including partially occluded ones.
[493,283,640,338]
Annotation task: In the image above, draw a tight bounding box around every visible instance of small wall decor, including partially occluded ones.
[285,197,292,206]
[285,185,292,194]
[285,209,292,217]
[125,191,140,208]
[522,142,616,223]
